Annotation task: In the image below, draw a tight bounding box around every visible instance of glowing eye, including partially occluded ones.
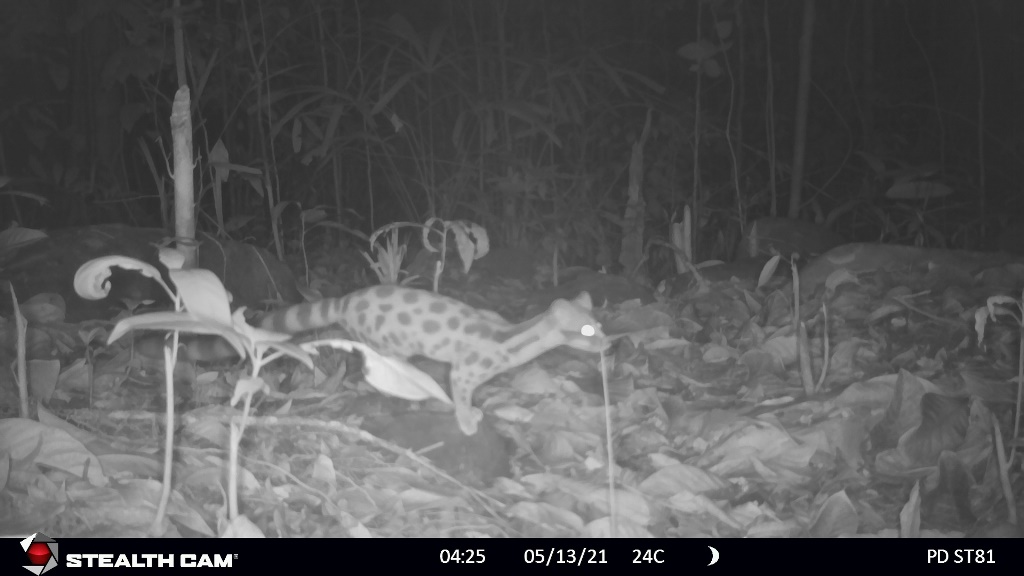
[581,324,596,337]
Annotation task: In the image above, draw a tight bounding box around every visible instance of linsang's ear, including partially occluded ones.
[572,291,593,310]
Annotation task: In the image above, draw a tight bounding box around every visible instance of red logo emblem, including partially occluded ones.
[21,533,58,575]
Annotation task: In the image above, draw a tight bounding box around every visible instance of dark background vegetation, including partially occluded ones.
[1,0,1021,275]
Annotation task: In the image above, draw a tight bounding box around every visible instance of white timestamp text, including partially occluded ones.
[927,549,994,564]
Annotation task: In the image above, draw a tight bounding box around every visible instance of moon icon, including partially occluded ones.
[708,546,719,566]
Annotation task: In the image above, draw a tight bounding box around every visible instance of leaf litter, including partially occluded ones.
[1,256,1021,538]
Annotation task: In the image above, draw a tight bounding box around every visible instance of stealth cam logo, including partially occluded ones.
[21,533,58,575]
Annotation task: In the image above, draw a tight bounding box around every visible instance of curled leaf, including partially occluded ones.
[74,256,169,301]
